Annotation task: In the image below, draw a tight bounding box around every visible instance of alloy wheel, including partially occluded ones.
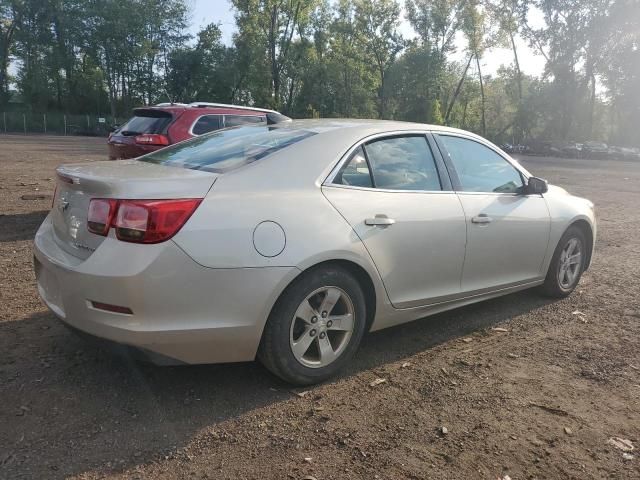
[289,286,355,368]
[558,237,583,289]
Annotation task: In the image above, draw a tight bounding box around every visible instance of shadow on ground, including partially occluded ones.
[0,211,48,243]
[0,290,554,479]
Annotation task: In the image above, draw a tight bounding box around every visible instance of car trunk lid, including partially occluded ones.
[51,160,218,260]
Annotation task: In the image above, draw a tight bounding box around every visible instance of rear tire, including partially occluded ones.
[541,226,587,298]
[258,266,367,385]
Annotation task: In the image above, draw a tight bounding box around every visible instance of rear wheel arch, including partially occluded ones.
[266,259,377,335]
[258,260,374,384]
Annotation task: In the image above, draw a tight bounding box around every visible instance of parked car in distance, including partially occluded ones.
[582,141,609,159]
[35,120,596,385]
[499,144,530,155]
[561,142,583,158]
[609,146,640,161]
[499,143,514,153]
[107,102,291,159]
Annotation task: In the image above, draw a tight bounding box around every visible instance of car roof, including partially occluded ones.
[270,118,487,141]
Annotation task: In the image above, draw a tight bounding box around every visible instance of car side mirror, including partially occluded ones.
[525,176,548,195]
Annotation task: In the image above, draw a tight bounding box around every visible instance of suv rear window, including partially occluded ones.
[141,125,316,173]
[117,110,172,136]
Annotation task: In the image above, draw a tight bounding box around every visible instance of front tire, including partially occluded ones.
[258,266,367,385]
[541,226,587,298]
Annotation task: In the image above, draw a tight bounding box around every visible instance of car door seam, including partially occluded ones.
[539,194,554,275]
[320,186,394,306]
[455,192,469,292]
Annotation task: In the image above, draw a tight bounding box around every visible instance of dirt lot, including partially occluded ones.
[1,134,639,480]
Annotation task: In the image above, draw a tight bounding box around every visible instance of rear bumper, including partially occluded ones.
[107,140,164,159]
[34,214,299,364]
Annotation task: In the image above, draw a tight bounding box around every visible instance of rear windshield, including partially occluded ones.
[140,125,316,173]
[117,112,172,136]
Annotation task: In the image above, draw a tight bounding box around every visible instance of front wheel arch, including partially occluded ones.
[568,219,594,270]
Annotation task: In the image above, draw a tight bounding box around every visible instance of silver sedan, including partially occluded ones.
[34,120,596,384]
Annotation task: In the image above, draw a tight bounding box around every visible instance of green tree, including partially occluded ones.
[354,0,403,118]
[523,0,612,141]
[232,0,318,109]
[598,0,640,145]
[0,0,20,107]
[404,0,463,123]
[166,23,240,103]
[462,0,490,136]
[324,0,377,117]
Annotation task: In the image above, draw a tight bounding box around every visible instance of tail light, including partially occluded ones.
[134,134,169,146]
[114,199,201,243]
[87,198,201,243]
[87,199,118,235]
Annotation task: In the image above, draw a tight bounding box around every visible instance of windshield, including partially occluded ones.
[140,125,316,173]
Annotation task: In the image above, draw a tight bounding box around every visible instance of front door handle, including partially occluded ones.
[365,215,396,226]
[471,214,493,224]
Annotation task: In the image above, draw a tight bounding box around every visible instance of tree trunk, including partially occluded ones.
[269,6,279,107]
[379,67,385,119]
[52,9,74,110]
[445,53,474,124]
[509,30,522,101]
[588,70,596,138]
[0,43,10,102]
[509,30,523,143]
[476,54,486,136]
[104,52,117,118]
[0,22,16,105]
[462,99,468,128]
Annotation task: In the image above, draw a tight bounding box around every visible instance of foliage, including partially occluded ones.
[0,0,638,146]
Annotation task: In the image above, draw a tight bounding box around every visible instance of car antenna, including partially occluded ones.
[162,87,179,105]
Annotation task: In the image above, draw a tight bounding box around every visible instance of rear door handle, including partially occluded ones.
[365,215,396,226]
[471,214,493,224]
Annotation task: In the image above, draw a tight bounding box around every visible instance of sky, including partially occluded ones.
[188,0,547,78]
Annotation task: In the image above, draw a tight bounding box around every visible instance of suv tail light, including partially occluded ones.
[87,198,201,243]
[134,134,169,146]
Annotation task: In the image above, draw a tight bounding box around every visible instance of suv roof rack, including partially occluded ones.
[152,102,292,125]
[186,102,279,114]
[187,102,292,125]
[154,102,189,107]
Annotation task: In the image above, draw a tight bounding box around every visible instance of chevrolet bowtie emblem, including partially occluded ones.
[59,197,70,212]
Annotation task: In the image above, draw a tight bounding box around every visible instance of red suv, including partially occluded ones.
[108,102,290,159]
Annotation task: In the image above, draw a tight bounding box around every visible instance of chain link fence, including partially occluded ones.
[0,112,121,136]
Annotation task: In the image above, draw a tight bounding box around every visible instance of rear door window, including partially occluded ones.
[333,146,373,188]
[224,115,266,127]
[364,135,442,191]
[191,115,223,135]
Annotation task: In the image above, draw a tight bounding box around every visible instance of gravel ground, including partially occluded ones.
[0,134,639,480]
